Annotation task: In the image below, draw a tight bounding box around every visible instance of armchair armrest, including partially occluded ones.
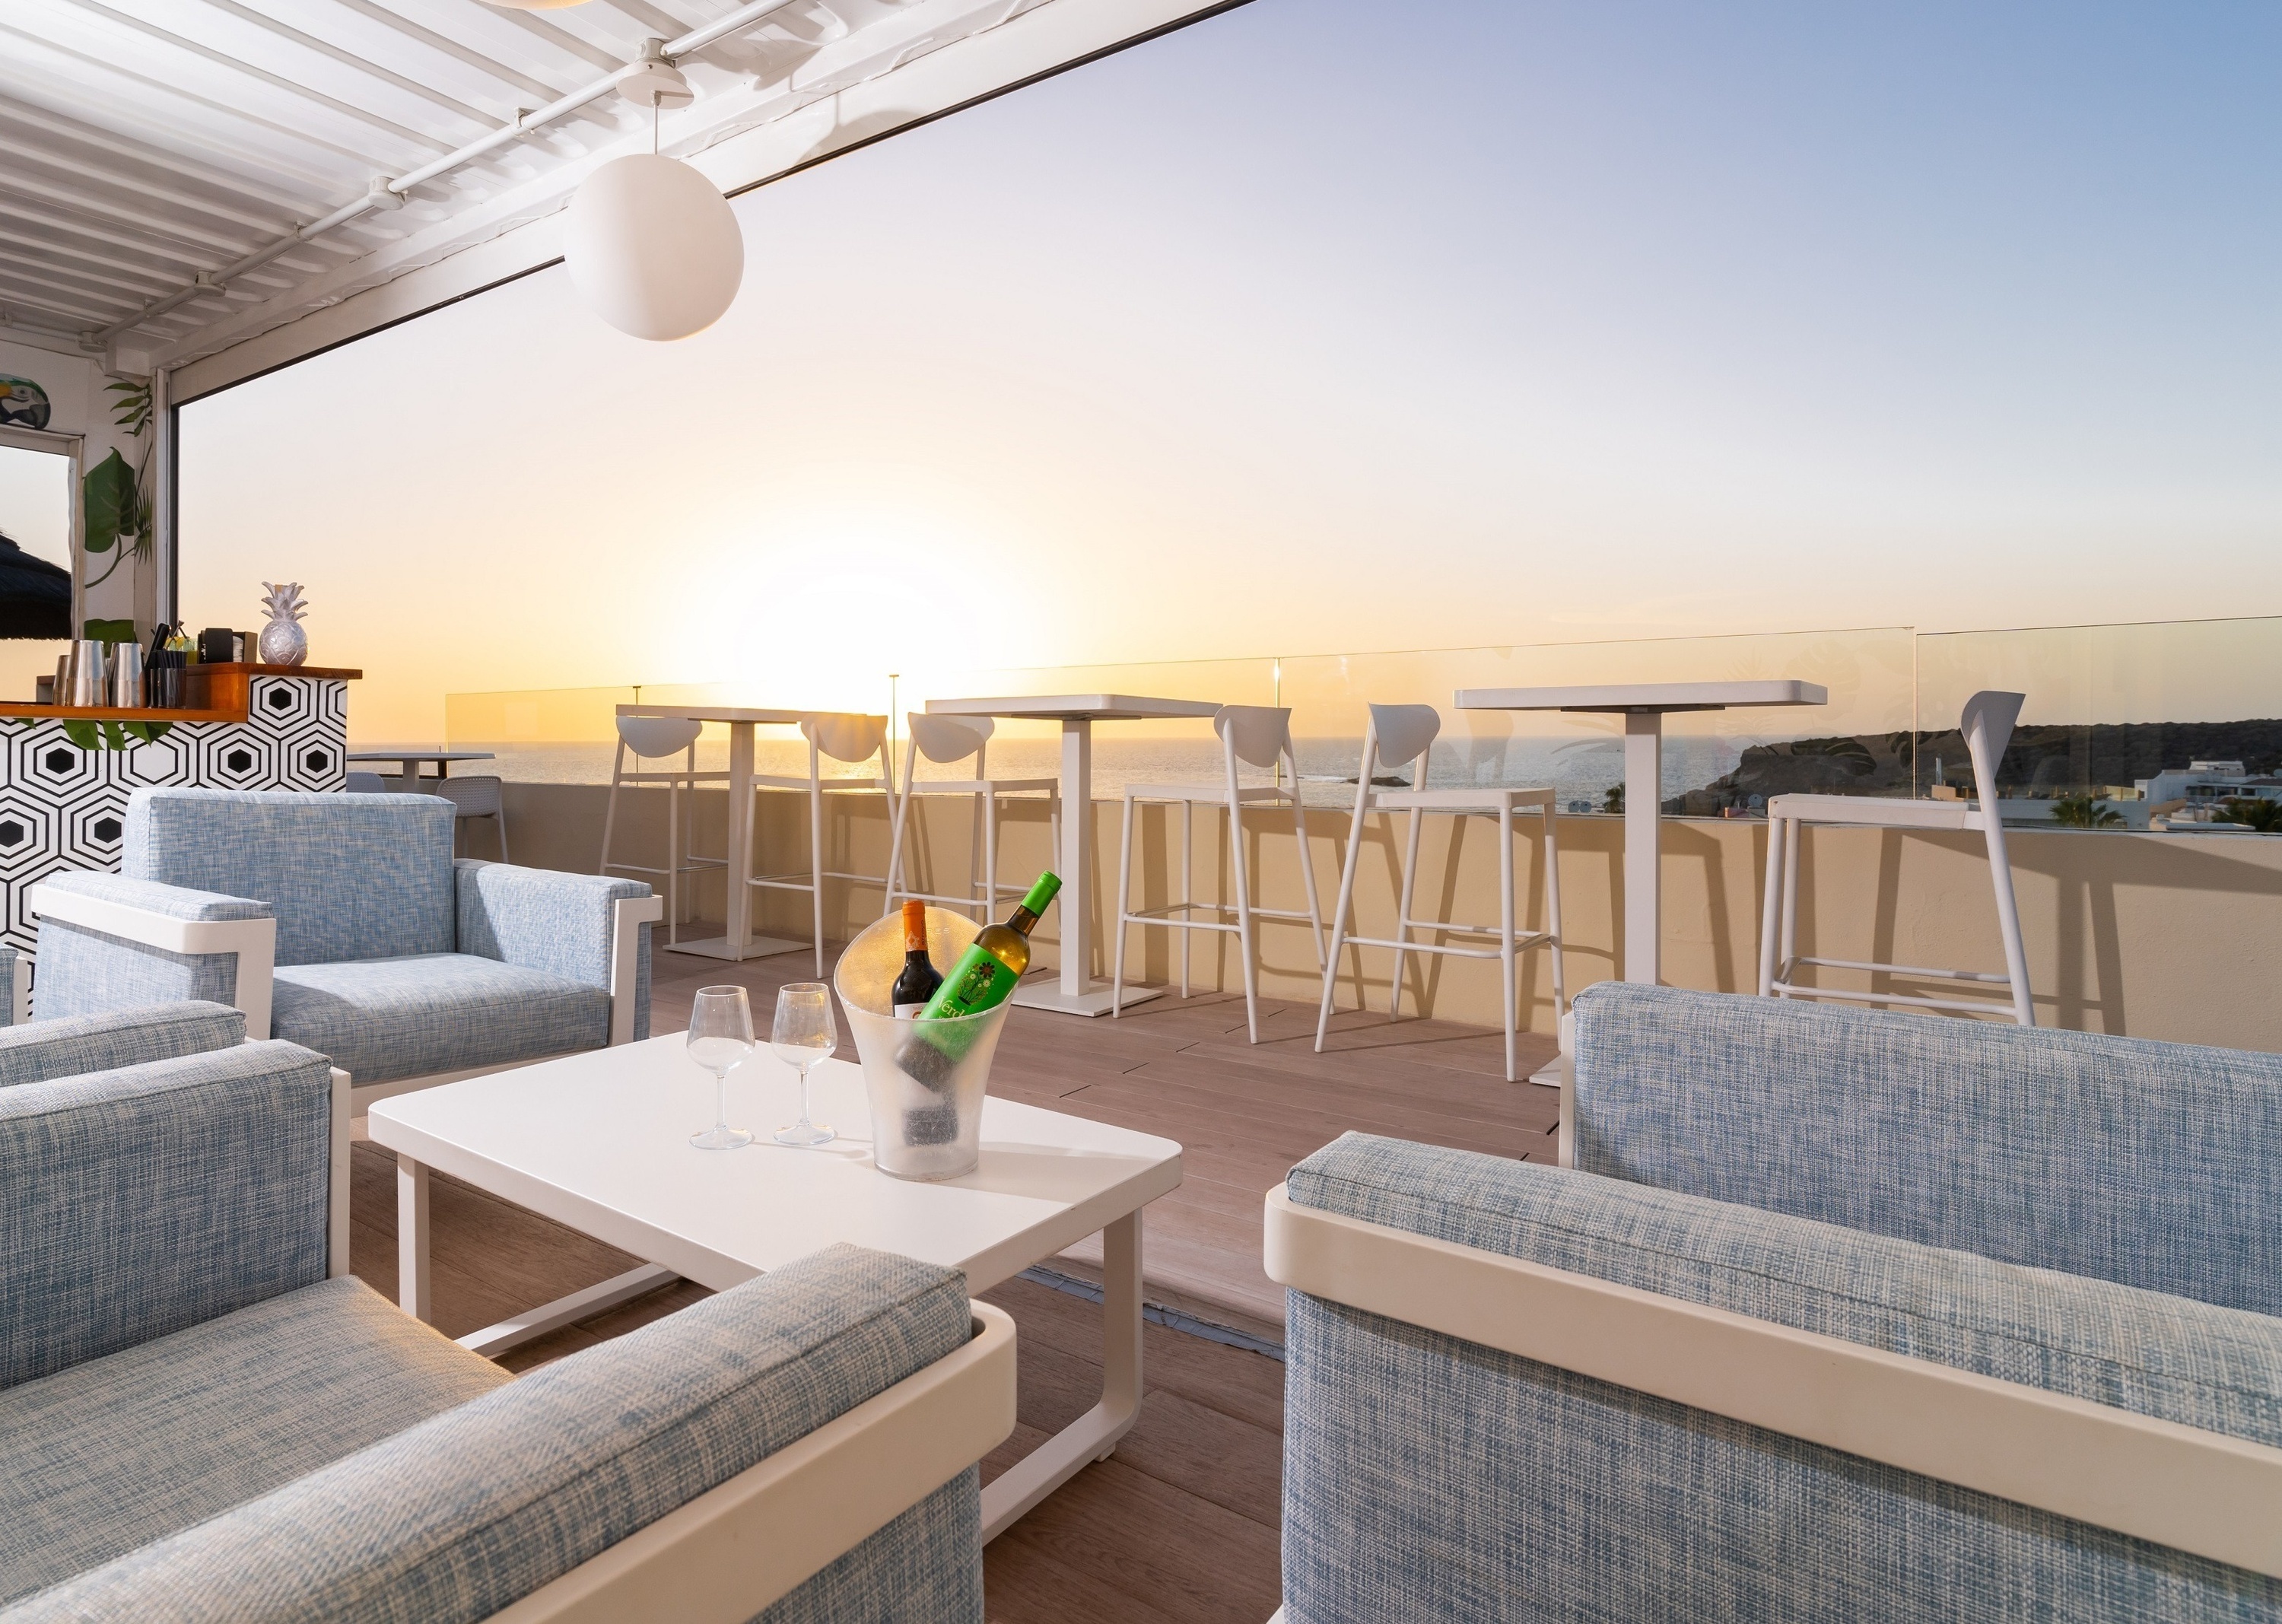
[0,1039,338,1390]
[0,946,21,1027]
[30,873,278,1039]
[0,1000,245,1088]
[456,860,661,1044]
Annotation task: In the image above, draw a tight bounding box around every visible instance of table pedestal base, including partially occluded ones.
[1012,978,1164,1018]
[662,933,808,962]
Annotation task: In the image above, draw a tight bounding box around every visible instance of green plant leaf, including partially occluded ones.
[82,618,135,645]
[100,720,129,752]
[82,449,137,554]
[62,720,97,750]
[123,720,171,744]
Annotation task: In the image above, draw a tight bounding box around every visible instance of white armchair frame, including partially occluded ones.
[27,885,664,1115]
[491,1303,1015,1623]
[1264,1184,2282,1581]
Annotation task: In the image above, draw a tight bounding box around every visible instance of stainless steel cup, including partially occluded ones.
[110,643,144,708]
[67,640,105,707]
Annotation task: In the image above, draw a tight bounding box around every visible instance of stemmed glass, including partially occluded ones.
[686,985,755,1151]
[770,983,837,1148]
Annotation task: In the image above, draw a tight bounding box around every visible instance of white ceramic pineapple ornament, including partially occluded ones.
[257,581,308,667]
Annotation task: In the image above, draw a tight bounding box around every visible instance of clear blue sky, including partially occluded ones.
[183,0,2282,730]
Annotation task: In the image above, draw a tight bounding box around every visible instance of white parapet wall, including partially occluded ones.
[499,780,2282,1054]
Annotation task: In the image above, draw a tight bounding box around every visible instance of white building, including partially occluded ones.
[2134,761,2282,806]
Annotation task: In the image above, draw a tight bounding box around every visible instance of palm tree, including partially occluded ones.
[2048,793,2123,830]
[1602,783,1624,815]
[2221,796,2282,834]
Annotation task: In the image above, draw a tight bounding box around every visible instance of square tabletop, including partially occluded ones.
[367,1035,1183,1294]
[616,704,809,725]
[1454,679,1828,713]
[926,694,1224,723]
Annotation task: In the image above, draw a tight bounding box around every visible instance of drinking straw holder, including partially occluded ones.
[833,907,1012,1181]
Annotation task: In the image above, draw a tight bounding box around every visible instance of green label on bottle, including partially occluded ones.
[920,945,1019,1020]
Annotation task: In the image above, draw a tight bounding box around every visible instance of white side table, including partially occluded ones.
[1454,681,1827,984]
[926,694,1222,1015]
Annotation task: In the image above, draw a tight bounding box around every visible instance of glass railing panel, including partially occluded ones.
[1277,628,1916,814]
[1914,616,2282,828]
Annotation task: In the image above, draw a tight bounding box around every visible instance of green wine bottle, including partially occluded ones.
[895,872,1060,1104]
[918,871,1061,1020]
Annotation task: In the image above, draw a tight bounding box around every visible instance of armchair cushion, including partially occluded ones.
[270,954,608,1085]
[8,1245,983,1624]
[32,872,271,1019]
[0,1278,505,1607]
[0,1040,334,1391]
[1282,1134,2282,1623]
[456,860,653,1042]
[0,1001,243,1088]
[1572,981,2282,1316]
[127,789,454,966]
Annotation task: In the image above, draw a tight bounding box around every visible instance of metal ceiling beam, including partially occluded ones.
[487,8,628,74]
[185,0,513,132]
[50,0,456,156]
[0,21,408,176]
[0,243,174,301]
[0,166,269,257]
[0,265,139,317]
[0,109,323,223]
[318,0,578,106]
[0,197,221,271]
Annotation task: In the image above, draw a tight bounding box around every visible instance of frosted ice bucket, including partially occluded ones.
[833,907,1012,1181]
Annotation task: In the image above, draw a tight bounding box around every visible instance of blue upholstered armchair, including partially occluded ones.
[0,1004,1013,1621]
[1268,984,2282,1622]
[26,789,662,1111]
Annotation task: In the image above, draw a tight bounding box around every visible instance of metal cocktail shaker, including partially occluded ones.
[67,640,106,707]
[110,642,144,708]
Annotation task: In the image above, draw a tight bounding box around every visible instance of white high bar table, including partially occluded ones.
[616,703,810,962]
[926,694,1223,1015]
[1454,681,1827,984]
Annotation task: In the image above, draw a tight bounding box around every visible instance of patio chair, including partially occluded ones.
[1267,984,2282,1622]
[882,712,1060,926]
[1758,689,2033,1024]
[0,1019,1012,1621]
[600,714,729,948]
[752,712,895,975]
[1314,703,1565,1082]
[1110,705,1327,1043]
[26,788,661,1113]
[428,772,509,861]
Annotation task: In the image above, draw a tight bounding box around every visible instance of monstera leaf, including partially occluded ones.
[82,449,138,555]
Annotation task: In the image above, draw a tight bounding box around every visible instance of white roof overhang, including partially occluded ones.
[1,0,1239,399]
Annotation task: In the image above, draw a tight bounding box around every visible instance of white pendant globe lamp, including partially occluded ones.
[564,59,745,341]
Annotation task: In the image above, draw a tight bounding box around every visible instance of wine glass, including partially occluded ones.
[770,983,837,1148]
[686,986,755,1151]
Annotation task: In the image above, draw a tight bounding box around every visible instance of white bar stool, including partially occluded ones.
[1314,703,1566,1082]
[431,774,509,861]
[1759,689,2033,1025]
[882,713,1060,925]
[600,715,726,949]
[1111,705,1327,1044]
[750,713,896,975]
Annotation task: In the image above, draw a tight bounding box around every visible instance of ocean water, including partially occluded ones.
[402,733,1762,810]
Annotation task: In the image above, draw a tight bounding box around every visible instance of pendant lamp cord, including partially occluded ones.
[651,98,659,156]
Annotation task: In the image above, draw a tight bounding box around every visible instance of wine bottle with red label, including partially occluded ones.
[891,900,942,1018]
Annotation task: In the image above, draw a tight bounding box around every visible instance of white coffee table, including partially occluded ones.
[369,1034,1183,1542]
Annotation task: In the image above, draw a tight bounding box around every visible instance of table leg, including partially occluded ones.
[725,720,755,955]
[980,1210,1144,1542]
[1623,713,1661,984]
[397,1155,431,1322]
[1012,719,1158,1014]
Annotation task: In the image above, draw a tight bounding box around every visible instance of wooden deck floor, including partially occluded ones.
[343,942,1558,1621]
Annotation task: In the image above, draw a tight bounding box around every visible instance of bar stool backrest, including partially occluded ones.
[1214,706,1294,771]
[1959,691,2026,797]
[907,713,993,764]
[800,713,888,765]
[618,717,703,759]
[1367,704,1441,777]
